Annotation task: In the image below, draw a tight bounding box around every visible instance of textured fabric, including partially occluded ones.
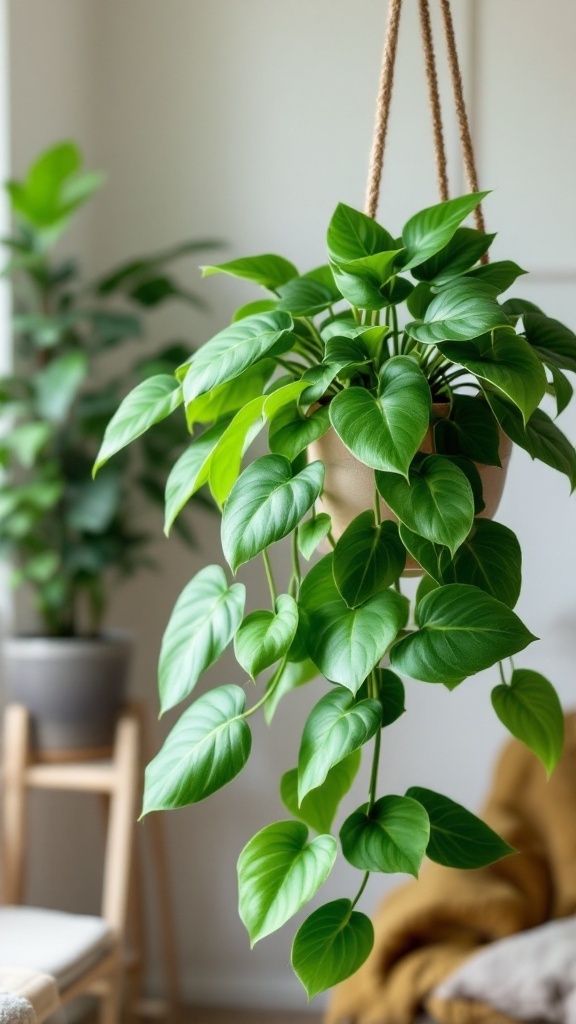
[326,712,576,1024]
[0,993,34,1024]
[0,968,59,1023]
[434,915,576,1024]
[0,907,113,990]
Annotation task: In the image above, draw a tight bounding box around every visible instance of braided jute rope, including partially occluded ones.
[364,0,403,219]
[419,0,449,202]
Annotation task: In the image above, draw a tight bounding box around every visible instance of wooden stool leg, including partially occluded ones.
[2,704,30,904]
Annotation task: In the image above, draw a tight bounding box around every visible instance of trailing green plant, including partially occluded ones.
[95,191,575,997]
[0,141,216,637]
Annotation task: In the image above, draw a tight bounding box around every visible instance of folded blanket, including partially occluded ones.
[326,712,576,1024]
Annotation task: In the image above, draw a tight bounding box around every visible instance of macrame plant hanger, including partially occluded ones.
[364,0,488,260]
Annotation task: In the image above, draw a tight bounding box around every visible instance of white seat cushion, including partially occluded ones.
[0,908,114,991]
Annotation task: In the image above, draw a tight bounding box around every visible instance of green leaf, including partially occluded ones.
[329,356,431,476]
[201,254,298,291]
[234,594,299,679]
[411,227,495,285]
[232,299,278,322]
[441,328,547,423]
[439,519,522,608]
[237,821,336,945]
[298,687,382,801]
[298,555,407,692]
[158,566,246,713]
[142,684,251,812]
[276,277,335,316]
[291,900,374,999]
[336,250,403,292]
[67,469,121,533]
[94,375,182,472]
[433,396,501,466]
[402,192,489,270]
[164,419,230,534]
[327,203,395,263]
[264,658,318,724]
[298,513,332,560]
[467,260,527,294]
[523,312,576,374]
[182,311,294,404]
[4,423,52,468]
[323,335,371,369]
[399,524,445,581]
[374,667,406,727]
[486,393,576,489]
[547,364,573,417]
[415,573,440,608]
[280,750,361,834]
[406,786,515,868]
[221,454,324,572]
[491,669,564,775]
[390,584,537,684]
[300,362,351,404]
[406,282,506,343]
[333,513,406,607]
[34,351,88,422]
[376,455,474,557]
[340,795,430,876]
[330,263,391,311]
[185,359,275,428]
[269,403,331,462]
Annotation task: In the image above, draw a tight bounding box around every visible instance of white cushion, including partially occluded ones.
[434,915,576,1024]
[0,908,114,991]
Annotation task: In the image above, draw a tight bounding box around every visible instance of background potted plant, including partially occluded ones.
[0,140,216,755]
[95,189,575,997]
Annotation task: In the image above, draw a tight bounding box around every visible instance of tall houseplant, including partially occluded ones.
[95,189,575,996]
[0,141,215,752]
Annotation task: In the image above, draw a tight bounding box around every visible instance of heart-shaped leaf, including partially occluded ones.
[439,519,522,608]
[399,524,446,581]
[201,254,298,291]
[94,375,183,472]
[406,281,506,344]
[491,668,564,775]
[411,227,495,285]
[340,795,430,876]
[390,584,537,684]
[298,555,407,692]
[486,392,576,489]
[327,203,395,263]
[159,566,245,713]
[222,455,325,572]
[406,786,515,868]
[401,192,489,269]
[333,513,406,607]
[269,403,331,462]
[376,455,474,557]
[142,684,251,812]
[298,686,382,801]
[281,750,361,834]
[433,395,501,466]
[237,821,336,944]
[298,513,332,561]
[234,594,299,678]
[291,900,374,999]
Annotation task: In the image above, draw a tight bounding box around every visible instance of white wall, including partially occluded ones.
[6,0,576,1012]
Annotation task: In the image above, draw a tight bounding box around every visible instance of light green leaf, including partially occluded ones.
[158,566,246,713]
[269,403,331,462]
[298,687,382,801]
[402,192,489,269]
[327,203,395,263]
[231,299,278,323]
[298,555,407,692]
[234,594,299,679]
[201,254,298,291]
[406,282,506,343]
[340,795,430,876]
[264,658,318,725]
[276,277,335,317]
[164,419,230,534]
[411,227,495,285]
[439,519,522,608]
[390,584,537,684]
[433,395,501,466]
[185,359,275,428]
[221,454,324,572]
[291,900,374,999]
[333,513,406,607]
[406,786,515,868]
[142,684,251,812]
[94,375,182,472]
[34,351,88,422]
[182,311,294,404]
[237,821,336,944]
[280,750,361,834]
[298,513,332,561]
[376,455,474,557]
[329,356,431,476]
[486,392,576,489]
[491,669,564,775]
[5,423,52,468]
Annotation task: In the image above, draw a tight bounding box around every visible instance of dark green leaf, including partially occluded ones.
[333,513,406,607]
[523,312,576,374]
[491,669,564,775]
[280,751,361,834]
[486,393,576,489]
[439,519,522,608]
[399,524,445,581]
[406,786,515,868]
[340,795,430,876]
[467,260,527,294]
[402,193,489,270]
[374,667,406,727]
[298,687,382,801]
[411,228,496,285]
[547,364,573,417]
[291,900,374,999]
[406,281,507,343]
[433,396,501,466]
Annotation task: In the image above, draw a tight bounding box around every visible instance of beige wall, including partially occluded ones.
[6,0,576,1011]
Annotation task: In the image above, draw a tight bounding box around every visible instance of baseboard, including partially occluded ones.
[148,967,328,1013]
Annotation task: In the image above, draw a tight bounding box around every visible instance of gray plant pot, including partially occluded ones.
[2,633,132,758]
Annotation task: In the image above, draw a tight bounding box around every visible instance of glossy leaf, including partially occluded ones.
[291,900,374,999]
[298,555,407,692]
[185,359,275,428]
[376,455,474,557]
[237,821,337,944]
[411,227,496,284]
[467,260,527,294]
[234,594,299,678]
[374,667,406,727]
[433,395,501,466]
[142,685,251,812]
[94,375,182,472]
[390,584,536,684]
[221,455,325,572]
[523,312,576,374]
[164,419,229,534]
[327,203,395,263]
[333,513,406,607]
[340,795,430,876]
[269,403,331,462]
[439,519,522,608]
[159,566,245,713]
[406,786,515,868]
[406,282,506,344]
[486,393,576,489]
[298,686,382,801]
[298,513,332,561]
[329,356,431,476]
[276,277,335,316]
[201,254,298,291]
[182,311,294,404]
[280,750,361,834]
[399,524,444,581]
[330,263,391,311]
[402,192,489,269]
[548,364,573,417]
[491,669,564,775]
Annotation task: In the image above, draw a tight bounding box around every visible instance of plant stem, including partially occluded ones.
[498,661,508,686]
[291,528,302,596]
[327,530,337,549]
[391,304,399,356]
[242,655,288,719]
[262,549,277,606]
[374,483,381,526]
[367,670,382,813]
[350,871,370,910]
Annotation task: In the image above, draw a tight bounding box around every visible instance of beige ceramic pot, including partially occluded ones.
[308,402,513,575]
